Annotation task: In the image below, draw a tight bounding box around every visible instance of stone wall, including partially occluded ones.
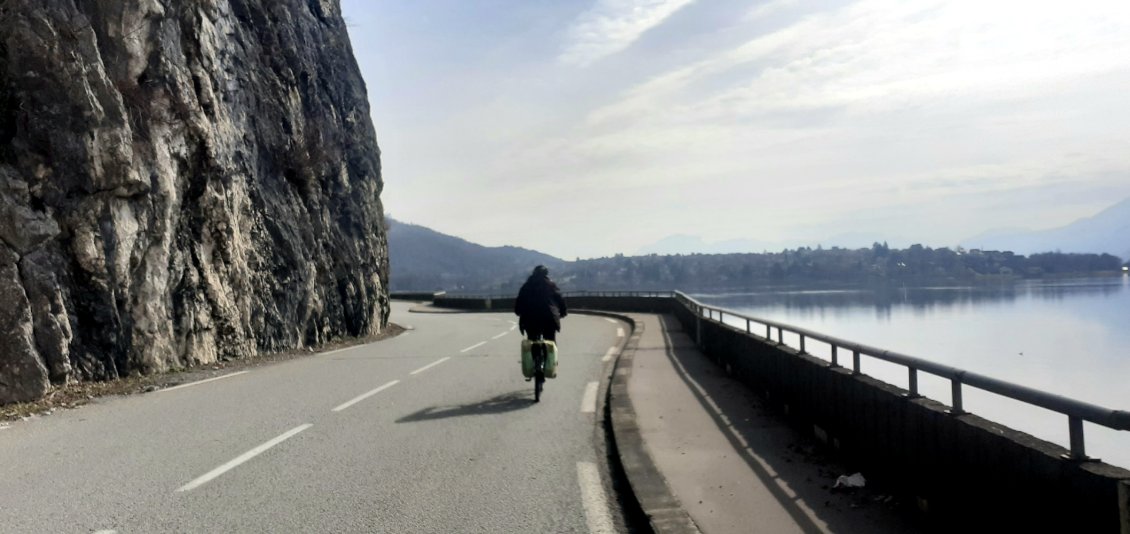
[0,0,389,403]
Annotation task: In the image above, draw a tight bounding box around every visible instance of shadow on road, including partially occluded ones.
[396,390,535,423]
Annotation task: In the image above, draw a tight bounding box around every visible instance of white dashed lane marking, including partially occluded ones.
[601,347,616,363]
[332,380,400,412]
[461,341,487,353]
[176,424,313,492]
[603,318,617,324]
[580,382,599,414]
[577,462,615,534]
[491,332,508,340]
[410,357,450,376]
[616,327,624,338]
[158,371,248,394]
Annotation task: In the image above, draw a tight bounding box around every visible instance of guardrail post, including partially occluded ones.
[852,350,861,375]
[906,368,920,398]
[830,345,839,367]
[949,378,965,415]
[1067,416,1087,461]
[799,335,806,354]
[745,318,751,334]
[765,324,770,340]
[777,327,783,344]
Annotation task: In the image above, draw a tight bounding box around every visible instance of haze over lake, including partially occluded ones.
[693,275,1130,469]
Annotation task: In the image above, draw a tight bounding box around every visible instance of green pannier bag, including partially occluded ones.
[521,339,558,379]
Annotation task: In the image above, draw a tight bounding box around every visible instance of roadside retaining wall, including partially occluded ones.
[433,295,515,311]
[430,295,675,314]
[390,291,445,301]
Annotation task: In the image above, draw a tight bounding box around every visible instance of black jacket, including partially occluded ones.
[514,275,567,335]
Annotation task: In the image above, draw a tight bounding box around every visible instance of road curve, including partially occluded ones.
[0,301,628,533]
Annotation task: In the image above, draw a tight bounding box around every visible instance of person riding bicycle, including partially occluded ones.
[514,265,567,342]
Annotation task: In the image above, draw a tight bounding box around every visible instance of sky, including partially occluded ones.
[340,0,1130,260]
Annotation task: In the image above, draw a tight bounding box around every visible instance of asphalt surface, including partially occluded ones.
[0,302,627,533]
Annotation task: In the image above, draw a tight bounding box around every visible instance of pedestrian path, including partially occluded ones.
[623,314,920,534]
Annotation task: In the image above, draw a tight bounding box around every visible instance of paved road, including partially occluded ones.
[0,302,628,533]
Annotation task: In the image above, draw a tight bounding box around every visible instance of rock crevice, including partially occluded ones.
[0,0,389,403]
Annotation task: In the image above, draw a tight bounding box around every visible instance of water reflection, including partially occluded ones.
[693,278,1126,321]
[691,277,1130,469]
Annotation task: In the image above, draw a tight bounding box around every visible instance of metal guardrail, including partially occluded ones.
[671,291,1130,460]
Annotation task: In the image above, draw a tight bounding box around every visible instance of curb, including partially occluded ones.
[577,309,702,534]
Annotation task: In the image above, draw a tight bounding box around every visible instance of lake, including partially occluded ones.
[692,275,1130,469]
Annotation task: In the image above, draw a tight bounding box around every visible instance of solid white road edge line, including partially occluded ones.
[491,331,508,339]
[581,381,599,414]
[318,346,357,357]
[577,462,615,534]
[410,357,451,375]
[176,424,313,492]
[332,380,400,412]
[616,327,625,338]
[158,371,249,393]
[460,341,487,353]
[601,347,616,363]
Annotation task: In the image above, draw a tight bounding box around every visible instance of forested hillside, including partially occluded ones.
[389,218,1125,294]
[388,219,564,292]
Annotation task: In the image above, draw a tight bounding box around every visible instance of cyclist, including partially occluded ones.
[514,265,568,342]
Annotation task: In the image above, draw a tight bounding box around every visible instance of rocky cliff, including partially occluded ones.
[0,0,389,403]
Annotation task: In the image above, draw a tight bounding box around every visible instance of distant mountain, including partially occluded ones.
[962,198,1130,260]
[637,232,915,255]
[387,219,565,292]
[637,234,775,255]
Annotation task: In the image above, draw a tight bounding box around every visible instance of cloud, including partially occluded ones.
[345,0,1130,258]
[577,0,1130,189]
[594,0,1130,126]
[559,0,697,67]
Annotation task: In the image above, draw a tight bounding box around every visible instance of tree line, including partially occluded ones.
[540,244,1125,292]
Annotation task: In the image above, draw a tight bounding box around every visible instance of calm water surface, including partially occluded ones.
[693,275,1130,469]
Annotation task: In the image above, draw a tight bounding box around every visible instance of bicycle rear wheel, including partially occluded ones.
[533,344,545,402]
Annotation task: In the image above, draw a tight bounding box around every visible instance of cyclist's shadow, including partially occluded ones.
[395,390,535,423]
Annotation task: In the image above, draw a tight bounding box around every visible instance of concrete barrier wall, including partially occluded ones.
[566,296,677,314]
[672,305,1130,532]
[390,291,444,301]
[430,295,675,314]
[432,295,515,311]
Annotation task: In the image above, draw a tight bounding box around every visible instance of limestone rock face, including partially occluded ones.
[0,0,389,403]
